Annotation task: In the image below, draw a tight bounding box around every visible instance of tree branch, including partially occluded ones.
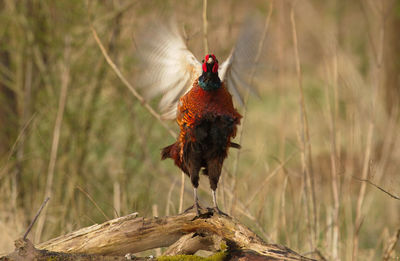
[21,211,314,260]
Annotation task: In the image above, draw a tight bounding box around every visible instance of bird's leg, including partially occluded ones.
[184,156,203,215]
[211,189,228,216]
[212,189,218,208]
[193,187,201,215]
[184,187,203,215]
[207,159,227,216]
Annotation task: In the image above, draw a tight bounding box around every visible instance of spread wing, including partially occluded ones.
[138,23,202,119]
[219,19,264,106]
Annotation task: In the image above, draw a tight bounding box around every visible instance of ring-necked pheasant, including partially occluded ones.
[139,22,261,215]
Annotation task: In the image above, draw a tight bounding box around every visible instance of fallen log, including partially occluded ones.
[3,211,316,260]
[2,238,141,261]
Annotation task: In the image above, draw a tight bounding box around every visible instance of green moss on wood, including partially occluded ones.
[157,250,227,261]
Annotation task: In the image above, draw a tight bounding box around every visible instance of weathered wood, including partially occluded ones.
[163,232,222,256]
[34,211,314,260]
[2,238,141,261]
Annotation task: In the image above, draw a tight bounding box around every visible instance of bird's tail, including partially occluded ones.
[230,142,241,149]
[161,142,179,160]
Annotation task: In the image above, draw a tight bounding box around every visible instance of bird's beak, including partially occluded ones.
[207,56,213,64]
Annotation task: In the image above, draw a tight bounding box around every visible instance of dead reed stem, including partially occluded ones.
[35,37,71,243]
[166,178,177,216]
[290,2,317,250]
[374,106,398,182]
[178,171,185,213]
[382,228,400,261]
[23,197,50,240]
[152,204,162,256]
[324,37,340,261]
[90,26,177,139]
[352,1,385,260]
[244,149,295,209]
[202,0,209,54]
[230,1,274,215]
[91,23,183,217]
[76,186,110,221]
[353,177,400,201]
[113,181,121,218]
[0,112,36,180]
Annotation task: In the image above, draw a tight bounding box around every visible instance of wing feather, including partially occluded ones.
[138,22,201,119]
[219,17,265,106]
[138,18,265,117]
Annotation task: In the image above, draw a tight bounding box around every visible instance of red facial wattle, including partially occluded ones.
[202,62,208,72]
[212,62,218,73]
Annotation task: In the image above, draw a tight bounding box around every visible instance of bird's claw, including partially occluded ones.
[184,203,204,215]
[210,206,229,216]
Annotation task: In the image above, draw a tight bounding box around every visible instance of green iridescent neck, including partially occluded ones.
[198,78,221,91]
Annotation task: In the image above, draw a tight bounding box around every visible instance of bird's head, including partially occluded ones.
[202,54,219,74]
[199,54,221,91]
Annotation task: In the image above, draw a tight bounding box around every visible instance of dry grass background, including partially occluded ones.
[1,0,399,260]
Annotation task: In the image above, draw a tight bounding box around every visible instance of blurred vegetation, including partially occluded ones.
[1,0,399,260]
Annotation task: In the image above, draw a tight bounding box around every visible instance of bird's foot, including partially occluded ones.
[184,202,204,215]
[210,206,229,216]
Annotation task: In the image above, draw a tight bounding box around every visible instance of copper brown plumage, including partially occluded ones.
[161,79,242,168]
[139,22,262,215]
[161,55,242,214]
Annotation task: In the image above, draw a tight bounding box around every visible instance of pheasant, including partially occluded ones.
[139,22,261,215]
